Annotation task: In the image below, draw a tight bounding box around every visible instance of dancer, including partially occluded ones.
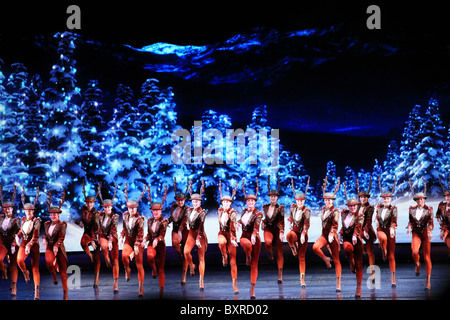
[340,182,364,298]
[312,176,342,292]
[237,177,262,300]
[120,183,146,297]
[217,180,239,294]
[168,178,189,284]
[287,177,310,288]
[356,177,376,276]
[437,176,450,257]
[16,187,41,300]
[262,174,285,283]
[43,189,69,300]
[375,175,398,287]
[143,184,168,298]
[0,185,19,296]
[407,178,433,291]
[75,180,100,287]
[183,179,208,291]
[97,183,120,293]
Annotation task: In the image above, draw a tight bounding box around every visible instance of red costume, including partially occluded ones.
[312,177,342,292]
[183,183,208,291]
[286,178,310,288]
[168,178,189,284]
[375,201,398,286]
[436,200,450,256]
[287,202,310,287]
[121,183,146,297]
[44,189,68,300]
[145,216,168,294]
[408,179,433,291]
[340,198,364,298]
[0,201,20,296]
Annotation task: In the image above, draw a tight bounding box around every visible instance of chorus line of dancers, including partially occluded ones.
[0,174,449,300]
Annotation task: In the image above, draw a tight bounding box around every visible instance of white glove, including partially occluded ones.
[390,227,395,238]
[152,238,159,248]
[406,226,412,237]
[11,245,15,255]
[279,231,284,242]
[90,241,97,250]
[251,234,256,245]
[25,245,30,255]
[108,241,113,251]
[15,235,21,246]
[134,245,139,256]
[196,238,202,248]
[42,238,47,247]
[328,232,334,243]
[364,230,369,239]
[129,251,135,261]
[231,239,238,247]
[338,233,343,243]
[427,230,433,241]
[352,235,357,245]
[53,246,59,256]
[300,233,305,244]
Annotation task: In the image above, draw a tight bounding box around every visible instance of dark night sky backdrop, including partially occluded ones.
[0,1,448,180]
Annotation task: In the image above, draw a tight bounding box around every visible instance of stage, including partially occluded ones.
[1,243,449,301]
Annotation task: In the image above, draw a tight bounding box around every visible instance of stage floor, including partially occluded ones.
[1,243,449,301]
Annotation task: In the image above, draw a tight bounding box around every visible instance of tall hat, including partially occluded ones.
[242,176,259,201]
[46,189,66,214]
[188,178,205,201]
[438,175,450,197]
[124,183,146,208]
[378,174,396,198]
[147,183,168,210]
[291,176,310,200]
[343,181,358,206]
[218,180,238,203]
[21,186,40,210]
[82,180,100,203]
[322,175,340,200]
[409,178,427,201]
[267,174,280,197]
[356,176,372,198]
[98,183,117,207]
[1,184,16,208]
[173,177,190,201]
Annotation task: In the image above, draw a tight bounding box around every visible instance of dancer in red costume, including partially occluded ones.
[407,178,433,291]
[183,179,208,291]
[312,176,342,292]
[169,178,189,285]
[375,175,398,287]
[237,177,262,300]
[75,181,100,288]
[43,189,69,300]
[340,182,364,298]
[217,180,239,294]
[356,177,376,278]
[120,183,146,297]
[16,187,41,299]
[262,174,285,283]
[287,177,310,288]
[143,184,168,298]
[437,176,450,257]
[97,183,120,293]
[0,185,19,296]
